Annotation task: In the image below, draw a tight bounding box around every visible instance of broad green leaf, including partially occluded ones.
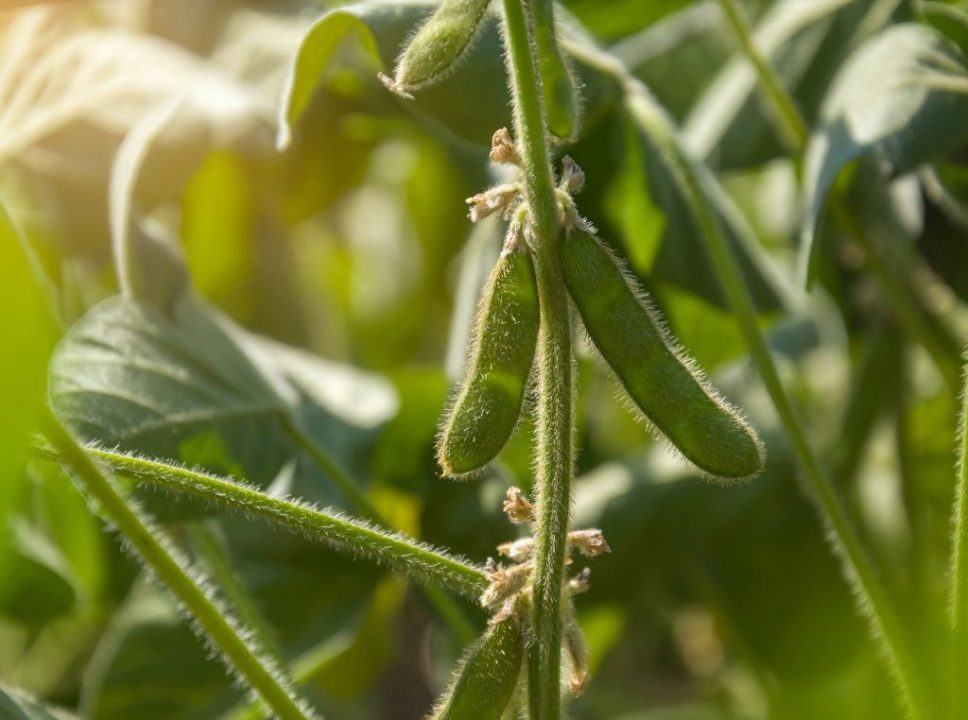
[0,685,77,720]
[48,295,287,486]
[280,1,509,148]
[47,293,397,516]
[799,23,968,284]
[280,0,616,148]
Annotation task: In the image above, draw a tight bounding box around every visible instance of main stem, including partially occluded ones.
[43,413,314,720]
[502,1,573,717]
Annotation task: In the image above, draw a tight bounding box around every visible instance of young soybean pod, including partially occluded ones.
[438,243,539,477]
[429,616,524,720]
[528,0,579,139]
[562,230,764,481]
[386,0,492,95]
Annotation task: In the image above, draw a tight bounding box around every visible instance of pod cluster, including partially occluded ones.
[438,148,764,482]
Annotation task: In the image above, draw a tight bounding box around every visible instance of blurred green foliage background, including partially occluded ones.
[2,0,968,718]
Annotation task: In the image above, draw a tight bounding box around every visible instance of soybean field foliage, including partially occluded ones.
[2,1,968,719]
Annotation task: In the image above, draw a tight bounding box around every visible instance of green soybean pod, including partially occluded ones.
[388,0,492,95]
[561,230,764,481]
[530,0,579,139]
[438,248,539,477]
[430,617,524,720]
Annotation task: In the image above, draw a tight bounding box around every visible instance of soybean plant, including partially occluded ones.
[385,1,765,716]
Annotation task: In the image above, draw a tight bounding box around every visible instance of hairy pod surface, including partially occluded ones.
[438,248,539,477]
[391,0,492,93]
[429,617,524,720]
[529,0,579,139]
[562,230,764,481]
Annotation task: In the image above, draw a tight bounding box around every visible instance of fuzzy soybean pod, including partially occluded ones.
[529,0,579,139]
[437,248,539,477]
[429,617,524,720]
[389,0,492,94]
[562,230,764,481]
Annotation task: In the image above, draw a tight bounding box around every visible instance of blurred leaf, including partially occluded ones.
[920,1,968,55]
[79,583,241,720]
[280,2,510,148]
[282,1,616,149]
[0,6,274,257]
[0,541,75,629]
[683,0,855,167]
[0,685,76,720]
[0,198,60,627]
[610,2,728,122]
[48,295,288,486]
[619,88,791,312]
[80,568,372,720]
[563,0,692,41]
[181,151,256,320]
[602,112,665,275]
[800,23,968,283]
[0,8,273,174]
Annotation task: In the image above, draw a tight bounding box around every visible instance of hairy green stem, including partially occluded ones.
[223,632,355,720]
[623,87,928,720]
[564,32,928,714]
[42,414,316,720]
[950,359,968,719]
[283,416,480,643]
[37,439,488,600]
[184,522,283,660]
[501,1,573,717]
[283,417,383,525]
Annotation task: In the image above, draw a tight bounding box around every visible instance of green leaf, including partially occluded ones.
[920,1,968,56]
[280,1,510,148]
[48,295,286,483]
[618,91,791,313]
[799,23,968,284]
[280,1,615,148]
[0,685,77,720]
[682,0,856,167]
[47,293,397,516]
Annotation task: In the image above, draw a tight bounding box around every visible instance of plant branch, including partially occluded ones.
[36,439,488,600]
[949,358,968,701]
[501,1,574,718]
[562,32,929,720]
[42,413,317,720]
[623,86,928,720]
[283,417,383,525]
